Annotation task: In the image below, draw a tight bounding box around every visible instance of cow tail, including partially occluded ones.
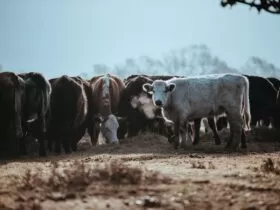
[243,77,251,131]
[74,86,87,128]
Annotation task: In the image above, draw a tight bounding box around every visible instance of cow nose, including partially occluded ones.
[155,100,162,106]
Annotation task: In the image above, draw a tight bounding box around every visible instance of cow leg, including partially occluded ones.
[48,137,52,152]
[173,120,180,149]
[250,116,258,128]
[54,136,62,155]
[62,135,72,154]
[192,118,201,145]
[47,126,56,153]
[87,124,94,144]
[166,125,175,143]
[158,118,166,136]
[250,116,259,139]
[117,119,127,139]
[37,132,47,157]
[181,122,192,149]
[225,113,242,152]
[19,136,27,156]
[37,118,47,157]
[18,123,28,156]
[127,120,141,137]
[71,130,78,152]
[71,141,77,152]
[19,129,27,156]
[241,128,247,148]
[262,118,270,127]
[87,122,99,146]
[208,117,221,145]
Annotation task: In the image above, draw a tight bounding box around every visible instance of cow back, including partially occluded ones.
[90,74,125,115]
[50,75,87,128]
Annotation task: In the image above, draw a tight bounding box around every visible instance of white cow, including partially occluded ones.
[142,73,251,151]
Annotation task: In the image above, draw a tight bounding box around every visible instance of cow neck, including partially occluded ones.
[163,93,173,112]
[100,103,111,118]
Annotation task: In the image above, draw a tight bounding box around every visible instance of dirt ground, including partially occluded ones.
[1,127,280,210]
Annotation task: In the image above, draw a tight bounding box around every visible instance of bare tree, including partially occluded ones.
[221,0,280,14]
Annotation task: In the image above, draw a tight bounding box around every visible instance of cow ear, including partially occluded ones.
[167,83,176,92]
[142,83,153,93]
[94,114,103,123]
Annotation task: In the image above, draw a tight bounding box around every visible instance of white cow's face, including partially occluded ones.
[143,80,176,107]
[130,93,156,119]
[100,114,119,144]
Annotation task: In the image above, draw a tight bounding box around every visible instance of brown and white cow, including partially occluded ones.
[0,72,25,158]
[88,73,125,145]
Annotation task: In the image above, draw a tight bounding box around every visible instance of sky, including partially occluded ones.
[0,0,279,79]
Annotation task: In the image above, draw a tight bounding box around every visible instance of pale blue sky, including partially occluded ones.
[0,0,279,79]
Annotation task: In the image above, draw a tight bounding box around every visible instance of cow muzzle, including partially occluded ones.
[155,100,163,107]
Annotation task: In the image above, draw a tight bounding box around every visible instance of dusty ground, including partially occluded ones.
[1,128,280,210]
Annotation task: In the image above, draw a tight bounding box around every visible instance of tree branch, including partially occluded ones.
[221,0,280,14]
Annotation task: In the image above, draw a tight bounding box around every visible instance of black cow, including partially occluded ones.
[70,76,93,147]
[47,75,88,154]
[267,77,280,91]
[18,72,52,157]
[0,72,25,158]
[216,75,278,132]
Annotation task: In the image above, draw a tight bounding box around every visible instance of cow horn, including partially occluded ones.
[116,116,126,121]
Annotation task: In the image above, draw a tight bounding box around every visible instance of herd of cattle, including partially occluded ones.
[0,71,280,158]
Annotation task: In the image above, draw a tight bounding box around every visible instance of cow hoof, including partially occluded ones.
[168,135,175,144]
[71,145,78,152]
[215,140,221,145]
[192,141,199,146]
[181,143,188,150]
[224,146,238,153]
[39,151,47,157]
[65,150,72,154]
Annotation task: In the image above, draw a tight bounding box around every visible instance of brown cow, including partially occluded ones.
[47,75,88,154]
[0,72,25,158]
[88,73,125,145]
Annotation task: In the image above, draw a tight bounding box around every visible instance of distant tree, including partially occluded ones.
[79,72,90,79]
[92,64,110,75]
[221,0,280,14]
[0,64,2,72]
[241,56,280,77]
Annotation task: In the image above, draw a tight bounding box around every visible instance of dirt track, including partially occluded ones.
[1,128,280,210]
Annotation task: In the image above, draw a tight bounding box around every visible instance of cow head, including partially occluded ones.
[97,114,120,144]
[130,92,157,119]
[143,80,176,107]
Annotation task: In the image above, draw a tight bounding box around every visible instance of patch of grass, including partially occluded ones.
[190,161,215,169]
[260,158,280,175]
[17,159,173,193]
